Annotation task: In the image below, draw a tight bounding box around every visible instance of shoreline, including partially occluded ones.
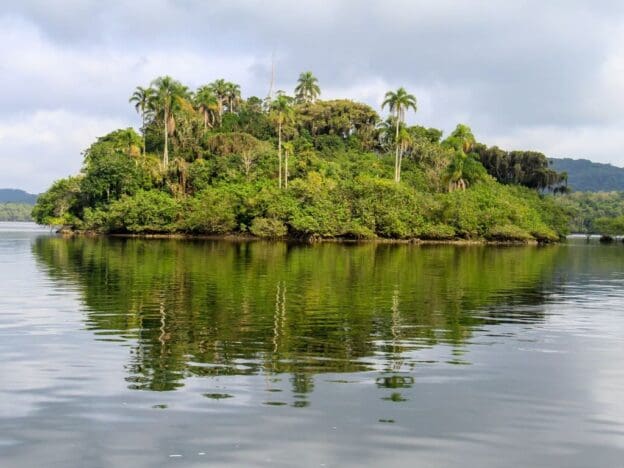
[55,228,546,246]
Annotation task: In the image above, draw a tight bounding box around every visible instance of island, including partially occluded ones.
[33,74,570,243]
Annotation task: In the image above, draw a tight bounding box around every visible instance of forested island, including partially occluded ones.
[33,74,572,242]
[0,189,37,221]
[0,203,33,222]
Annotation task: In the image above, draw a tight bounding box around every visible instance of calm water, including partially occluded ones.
[1,222,624,467]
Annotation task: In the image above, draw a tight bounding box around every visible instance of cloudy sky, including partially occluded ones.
[1,0,624,192]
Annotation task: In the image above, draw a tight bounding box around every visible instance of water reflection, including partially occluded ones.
[32,238,562,396]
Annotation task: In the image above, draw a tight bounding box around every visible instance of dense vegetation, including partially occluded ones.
[0,203,33,221]
[33,74,569,242]
[549,158,624,192]
[556,191,624,235]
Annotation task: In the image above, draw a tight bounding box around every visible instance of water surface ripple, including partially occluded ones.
[1,223,624,467]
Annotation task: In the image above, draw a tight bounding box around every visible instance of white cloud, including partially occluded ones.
[0,110,128,192]
[1,1,624,191]
[484,124,624,165]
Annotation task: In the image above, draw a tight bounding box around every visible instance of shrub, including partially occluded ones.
[250,217,288,238]
[106,191,179,233]
[179,187,237,234]
[485,225,532,242]
[419,223,456,240]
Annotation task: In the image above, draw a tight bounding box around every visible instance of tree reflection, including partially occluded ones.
[33,238,562,396]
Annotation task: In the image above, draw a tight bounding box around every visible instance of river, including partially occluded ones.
[1,222,623,467]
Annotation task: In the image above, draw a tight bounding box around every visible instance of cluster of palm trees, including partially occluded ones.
[129,77,242,167]
[269,95,295,188]
[130,72,425,189]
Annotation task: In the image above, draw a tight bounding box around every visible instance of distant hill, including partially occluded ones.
[0,189,38,204]
[549,158,624,192]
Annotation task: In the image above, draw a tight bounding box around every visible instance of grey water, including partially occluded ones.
[1,222,624,467]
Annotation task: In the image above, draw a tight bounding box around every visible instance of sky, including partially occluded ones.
[1,0,624,193]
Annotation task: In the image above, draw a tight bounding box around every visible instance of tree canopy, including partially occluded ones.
[33,74,570,243]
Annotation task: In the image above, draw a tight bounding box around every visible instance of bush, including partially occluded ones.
[250,217,288,238]
[419,223,456,240]
[106,191,179,233]
[179,187,237,234]
[485,224,532,241]
[314,135,345,155]
[530,227,559,243]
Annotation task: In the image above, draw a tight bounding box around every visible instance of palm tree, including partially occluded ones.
[283,141,294,189]
[151,76,189,168]
[294,71,321,103]
[445,152,468,192]
[129,86,155,156]
[208,79,229,125]
[224,82,242,113]
[194,86,218,130]
[382,87,417,182]
[270,95,295,189]
[443,124,476,192]
[396,126,413,182]
[449,124,476,154]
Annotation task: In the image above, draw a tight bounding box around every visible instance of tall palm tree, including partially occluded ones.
[396,126,414,182]
[283,141,294,189]
[129,86,155,157]
[224,82,242,113]
[194,86,218,130]
[294,71,321,103]
[382,87,417,182]
[208,79,229,125]
[151,76,189,168]
[270,95,295,189]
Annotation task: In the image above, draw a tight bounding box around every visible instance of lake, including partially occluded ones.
[1,222,624,467]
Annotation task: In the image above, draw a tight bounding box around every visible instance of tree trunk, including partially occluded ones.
[285,148,289,189]
[398,146,403,182]
[394,109,400,183]
[141,111,146,157]
[163,107,169,168]
[278,122,282,189]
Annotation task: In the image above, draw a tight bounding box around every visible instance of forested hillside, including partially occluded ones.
[0,189,38,204]
[33,74,569,242]
[0,203,33,222]
[0,189,37,221]
[549,158,624,192]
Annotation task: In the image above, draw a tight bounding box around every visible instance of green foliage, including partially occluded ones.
[594,216,624,236]
[437,183,562,241]
[80,128,151,206]
[295,100,379,150]
[554,191,624,233]
[475,144,566,191]
[105,190,179,233]
[33,76,572,243]
[486,224,532,242]
[32,177,82,226]
[250,217,288,238]
[0,203,34,221]
[179,187,237,234]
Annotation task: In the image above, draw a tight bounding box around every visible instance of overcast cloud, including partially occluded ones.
[1,0,624,192]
